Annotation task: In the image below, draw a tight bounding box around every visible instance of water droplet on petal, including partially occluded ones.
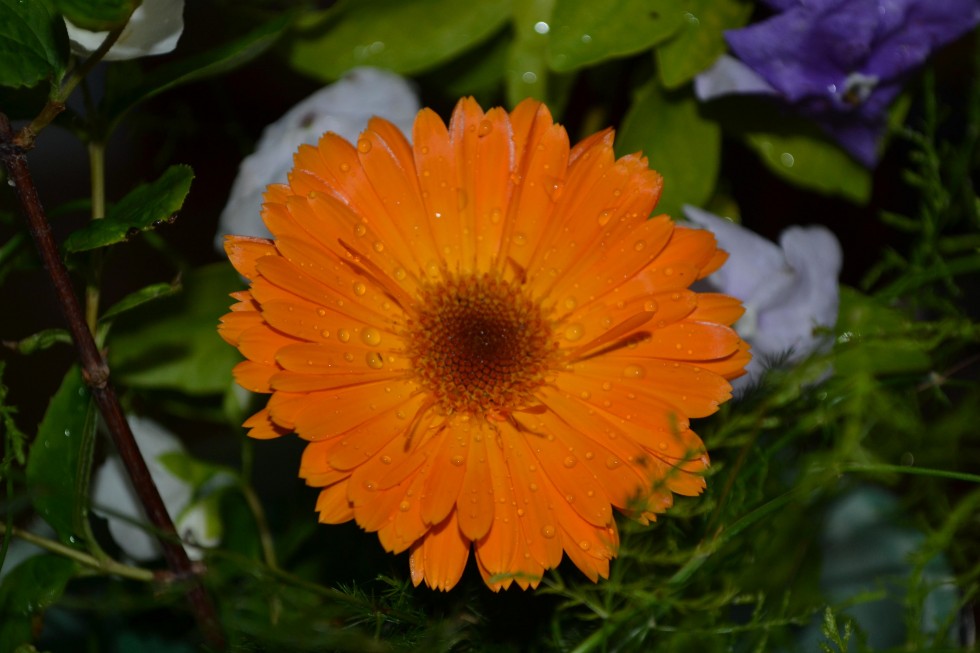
[361,328,382,346]
[541,525,556,538]
[352,282,366,296]
[339,162,351,172]
[344,352,355,363]
[578,540,591,551]
[365,352,384,369]
[373,241,384,253]
[354,223,367,237]
[364,481,377,491]
[605,457,621,469]
[529,483,539,492]
[399,500,411,512]
[564,324,584,341]
[357,138,372,153]
[512,232,527,246]
[381,455,392,464]
[623,364,644,379]
[477,119,493,137]
[320,329,330,339]
[451,455,465,466]
[634,240,645,251]
[597,211,611,226]
[563,455,577,468]
[338,329,350,343]
[644,300,658,312]
[316,307,327,317]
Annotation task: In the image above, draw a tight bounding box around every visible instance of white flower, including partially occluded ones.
[215,67,420,251]
[683,205,842,391]
[92,416,229,561]
[64,0,185,61]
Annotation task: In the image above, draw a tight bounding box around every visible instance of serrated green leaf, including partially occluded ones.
[105,13,291,126]
[12,328,72,354]
[0,555,76,651]
[0,0,69,89]
[63,165,193,253]
[26,366,97,548]
[54,0,137,31]
[107,262,243,395]
[288,0,510,81]
[655,0,752,89]
[616,79,720,220]
[100,280,180,322]
[547,0,682,72]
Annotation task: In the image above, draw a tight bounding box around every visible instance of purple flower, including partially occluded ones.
[697,0,980,166]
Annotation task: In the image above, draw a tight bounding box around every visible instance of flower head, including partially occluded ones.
[684,205,841,391]
[64,0,185,61]
[219,98,750,590]
[698,0,980,166]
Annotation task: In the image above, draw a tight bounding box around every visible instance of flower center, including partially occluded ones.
[407,273,556,416]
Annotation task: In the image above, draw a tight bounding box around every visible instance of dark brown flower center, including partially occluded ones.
[407,273,556,415]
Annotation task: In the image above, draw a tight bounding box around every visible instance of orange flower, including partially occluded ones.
[219,98,750,591]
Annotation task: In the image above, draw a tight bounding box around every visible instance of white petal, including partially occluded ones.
[64,0,185,61]
[91,416,192,561]
[215,67,421,250]
[694,54,778,102]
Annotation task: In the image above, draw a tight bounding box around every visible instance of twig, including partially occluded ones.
[0,522,154,582]
[0,113,226,651]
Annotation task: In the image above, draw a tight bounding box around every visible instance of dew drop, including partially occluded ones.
[584,451,595,460]
[339,162,351,172]
[361,328,382,346]
[344,352,355,363]
[365,352,385,369]
[420,145,430,155]
[517,508,526,517]
[399,500,411,512]
[601,381,612,391]
[541,525,556,539]
[338,329,351,343]
[393,267,406,280]
[451,455,465,466]
[357,138,372,153]
[477,119,493,136]
[372,241,384,253]
[316,307,327,317]
[664,267,674,276]
[381,455,392,464]
[320,329,331,339]
[644,300,658,312]
[578,540,591,551]
[597,210,611,226]
[489,208,503,224]
[563,297,577,310]
[565,494,575,503]
[512,232,527,246]
[354,223,367,237]
[579,390,591,400]
[63,428,71,437]
[563,455,577,468]
[564,323,584,341]
[529,483,539,492]
[352,282,366,296]
[364,481,377,491]
[633,240,645,252]
[623,364,644,379]
[605,457,621,469]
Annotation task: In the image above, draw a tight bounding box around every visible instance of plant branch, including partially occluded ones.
[0,113,226,651]
[0,522,154,582]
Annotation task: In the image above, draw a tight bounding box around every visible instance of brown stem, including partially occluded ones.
[0,113,226,651]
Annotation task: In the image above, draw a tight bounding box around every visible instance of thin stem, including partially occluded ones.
[240,482,279,570]
[0,113,226,651]
[0,522,153,582]
[85,140,106,333]
[14,26,125,150]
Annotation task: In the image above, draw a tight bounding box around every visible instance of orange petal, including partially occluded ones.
[409,511,470,591]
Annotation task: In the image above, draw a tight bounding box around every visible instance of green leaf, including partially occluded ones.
[0,555,76,652]
[506,0,554,106]
[616,79,720,220]
[10,328,72,354]
[104,13,291,126]
[546,0,682,72]
[26,366,98,548]
[835,287,932,376]
[655,0,752,89]
[712,97,872,203]
[100,280,181,322]
[0,0,69,89]
[63,165,193,253]
[288,0,510,81]
[107,262,244,395]
[54,0,137,31]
